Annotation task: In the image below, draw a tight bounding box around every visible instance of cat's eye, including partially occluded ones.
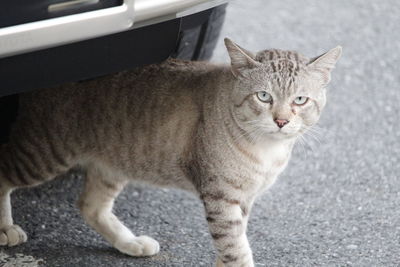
[256,91,272,103]
[293,96,309,105]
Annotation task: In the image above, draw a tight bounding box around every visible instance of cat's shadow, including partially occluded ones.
[5,241,170,267]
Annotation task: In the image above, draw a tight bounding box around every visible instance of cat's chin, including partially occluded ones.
[268,130,299,140]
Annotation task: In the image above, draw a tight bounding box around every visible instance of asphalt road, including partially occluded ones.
[2,0,400,266]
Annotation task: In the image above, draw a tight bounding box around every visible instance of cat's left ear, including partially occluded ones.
[307,46,342,84]
[224,38,260,78]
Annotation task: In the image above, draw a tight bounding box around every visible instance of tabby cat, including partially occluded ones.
[0,38,341,266]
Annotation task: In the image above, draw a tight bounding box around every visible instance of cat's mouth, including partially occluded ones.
[245,123,299,140]
[270,128,299,139]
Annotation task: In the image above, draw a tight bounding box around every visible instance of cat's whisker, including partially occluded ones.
[253,128,266,145]
[248,127,264,145]
[305,128,325,140]
[303,131,321,145]
[304,125,332,140]
[301,125,323,135]
[296,135,308,159]
[301,133,320,154]
[244,119,262,124]
[230,124,265,146]
[301,134,311,149]
[300,126,326,145]
[231,125,259,143]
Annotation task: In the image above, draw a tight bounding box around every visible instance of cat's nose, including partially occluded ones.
[274,119,289,128]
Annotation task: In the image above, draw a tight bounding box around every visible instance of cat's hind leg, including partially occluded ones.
[78,164,159,257]
[0,188,27,246]
[0,141,69,247]
[0,144,27,247]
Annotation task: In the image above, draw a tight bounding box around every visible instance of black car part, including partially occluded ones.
[0,4,227,143]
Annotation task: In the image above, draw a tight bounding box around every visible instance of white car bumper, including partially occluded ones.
[0,0,228,58]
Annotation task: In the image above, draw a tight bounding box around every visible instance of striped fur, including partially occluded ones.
[0,38,341,266]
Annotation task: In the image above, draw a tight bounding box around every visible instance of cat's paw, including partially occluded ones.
[114,235,160,257]
[0,224,28,247]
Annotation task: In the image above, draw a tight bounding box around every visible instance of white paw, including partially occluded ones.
[0,225,28,247]
[114,235,160,257]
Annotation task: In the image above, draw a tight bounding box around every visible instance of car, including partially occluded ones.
[0,0,228,143]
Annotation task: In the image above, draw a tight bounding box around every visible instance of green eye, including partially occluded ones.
[293,96,309,105]
[256,91,272,103]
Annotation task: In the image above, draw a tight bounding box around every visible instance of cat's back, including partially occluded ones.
[117,58,221,95]
[26,58,218,106]
[18,59,219,117]
[14,59,219,160]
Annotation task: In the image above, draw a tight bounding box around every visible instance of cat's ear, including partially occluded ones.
[307,46,342,84]
[224,38,260,77]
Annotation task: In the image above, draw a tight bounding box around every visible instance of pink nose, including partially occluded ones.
[274,119,289,128]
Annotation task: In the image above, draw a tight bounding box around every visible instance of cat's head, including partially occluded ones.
[224,38,341,140]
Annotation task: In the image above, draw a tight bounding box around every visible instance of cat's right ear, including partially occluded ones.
[224,38,260,78]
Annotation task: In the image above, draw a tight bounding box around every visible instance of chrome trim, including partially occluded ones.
[0,0,228,59]
[48,0,100,13]
[176,0,228,18]
[133,0,228,29]
[0,0,135,58]
[134,0,222,22]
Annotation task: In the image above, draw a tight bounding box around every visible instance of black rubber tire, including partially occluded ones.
[173,4,227,61]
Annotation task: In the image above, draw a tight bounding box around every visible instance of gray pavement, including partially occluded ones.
[2,0,400,266]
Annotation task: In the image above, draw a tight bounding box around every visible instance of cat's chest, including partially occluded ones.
[258,144,290,171]
[250,142,292,189]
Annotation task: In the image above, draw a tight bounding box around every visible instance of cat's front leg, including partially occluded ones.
[202,193,254,267]
[78,164,159,257]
